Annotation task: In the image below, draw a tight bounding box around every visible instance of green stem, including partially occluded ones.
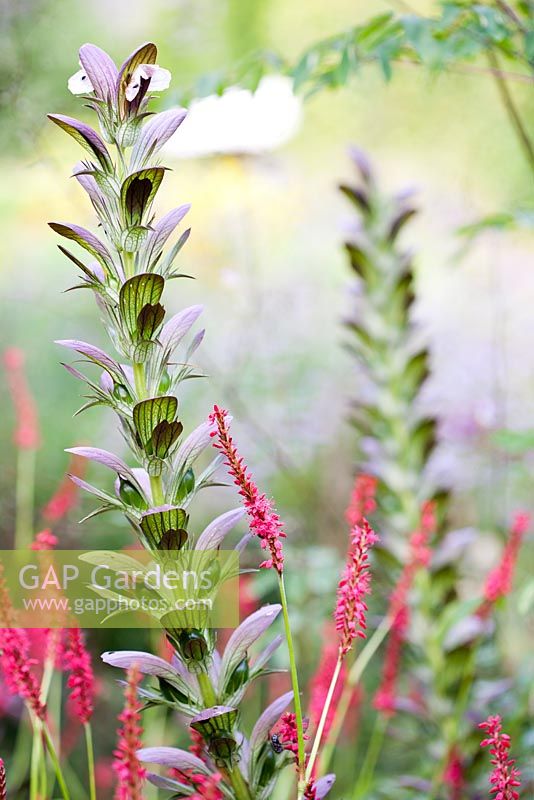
[319,614,392,774]
[84,723,97,800]
[15,446,36,548]
[150,474,165,505]
[352,714,386,800]
[29,719,41,800]
[123,249,135,280]
[133,361,147,398]
[306,654,343,782]
[197,669,218,706]
[277,573,306,797]
[43,723,71,800]
[226,764,252,800]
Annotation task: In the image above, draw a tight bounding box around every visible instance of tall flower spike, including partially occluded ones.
[0,565,46,719]
[113,663,146,800]
[479,715,521,800]
[374,502,435,715]
[345,474,377,527]
[209,405,286,572]
[0,758,5,800]
[480,513,530,615]
[3,347,40,450]
[334,519,378,657]
[42,453,85,522]
[62,627,95,725]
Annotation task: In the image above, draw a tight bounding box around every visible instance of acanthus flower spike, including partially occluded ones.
[209,405,286,572]
[479,715,521,800]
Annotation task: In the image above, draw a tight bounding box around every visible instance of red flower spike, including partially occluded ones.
[479,715,521,800]
[62,627,94,725]
[345,474,378,527]
[209,406,285,573]
[373,503,435,716]
[113,663,146,800]
[335,520,378,657]
[3,347,40,450]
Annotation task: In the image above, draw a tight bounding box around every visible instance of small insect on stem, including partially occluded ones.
[270,734,284,754]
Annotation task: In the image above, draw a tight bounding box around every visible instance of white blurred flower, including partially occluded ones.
[165,76,302,158]
[125,64,171,101]
[68,67,93,95]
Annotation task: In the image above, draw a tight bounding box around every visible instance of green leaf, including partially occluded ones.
[121,168,166,227]
[133,395,178,448]
[119,273,165,336]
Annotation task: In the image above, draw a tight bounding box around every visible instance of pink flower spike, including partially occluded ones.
[373,503,435,717]
[345,474,378,527]
[62,627,94,725]
[0,565,45,720]
[113,663,146,800]
[31,529,59,551]
[481,513,530,612]
[42,453,86,522]
[3,347,40,450]
[479,715,521,800]
[209,405,286,573]
[274,712,309,770]
[0,757,5,800]
[335,520,378,657]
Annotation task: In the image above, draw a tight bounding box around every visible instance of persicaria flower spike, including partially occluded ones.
[62,627,95,725]
[479,715,521,800]
[113,663,146,800]
[3,347,40,450]
[0,566,45,719]
[481,513,530,613]
[335,519,378,657]
[42,453,85,522]
[274,712,309,769]
[345,474,378,527]
[374,502,435,715]
[0,758,5,800]
[209,405,286,572]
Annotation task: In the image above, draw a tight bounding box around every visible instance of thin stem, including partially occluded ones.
[352,714,386,800]
[123,249,135,280]
[318,615,392,774]
[15,447,36,548]
[42,724,71,800]
[487,49,534,177]
[29,719,41,800]
[84,723,97,800]
[197,669,218,706]
[277,573,306,797]
[306,654,343,781]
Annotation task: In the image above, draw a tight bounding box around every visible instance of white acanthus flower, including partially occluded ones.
[125,64,171,101]
[68,67,94,95]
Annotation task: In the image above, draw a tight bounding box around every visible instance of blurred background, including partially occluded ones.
[0,0,532,795]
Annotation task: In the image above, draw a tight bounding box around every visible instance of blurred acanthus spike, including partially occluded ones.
[164,76,302,158]
[340,151,446,542]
